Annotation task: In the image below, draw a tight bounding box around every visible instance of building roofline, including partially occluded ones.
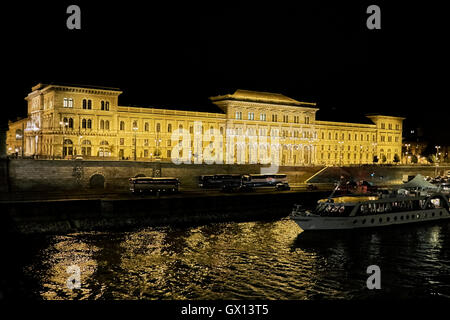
[209,89,317,108]
[31,82,122,93]
[365,114,406,120]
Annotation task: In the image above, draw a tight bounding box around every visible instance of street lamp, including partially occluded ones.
[154,130,161,160]
[133,124,138,161]
[404,143,410,164]
[434,146,441,176]
[60,120,69,159]
[359,145,363,165]
[338,141,344,166]
[78,135,83,157]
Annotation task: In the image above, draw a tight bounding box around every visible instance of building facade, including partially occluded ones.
[6,83,404,166]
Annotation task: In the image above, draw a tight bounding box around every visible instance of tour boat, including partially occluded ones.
[290,192,450,231]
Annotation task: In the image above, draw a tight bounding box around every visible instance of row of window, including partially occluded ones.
[321,145,376,151]
[320,131,376,142]
[63,97,111,110]
[235,112,310,124]
[62,118,112,130]
[380,123,401,130]
[380,136,400,143]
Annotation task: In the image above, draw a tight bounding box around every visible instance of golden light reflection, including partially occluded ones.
[37,234,99,300]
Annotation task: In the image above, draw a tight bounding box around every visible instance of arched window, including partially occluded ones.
[120,121,125,131]
[63,117,68,126]
[87,100,92,109]
[15,129,23,139]
[220,127,224,135]
[179,124,183,130]
[81,140,91,156]
[87,119,92,129]
[100,120,105,130]
[64,139,73,145]
[132,120,138,130]
[105,120,110,130]
[156,123,161,132]
[101,101,105,110]
[144,122,149,131]
[105,101,109,111]
[68,118,73,129]
[82,99,87,109]
[99,141,110,157]
[168,124,172,132]
[82,119,87,128]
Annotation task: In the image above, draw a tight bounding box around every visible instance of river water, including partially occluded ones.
[4,219,450,300]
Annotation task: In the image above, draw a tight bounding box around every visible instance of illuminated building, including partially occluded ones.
[6,83,404,165]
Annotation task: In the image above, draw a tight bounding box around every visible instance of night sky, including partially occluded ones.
[1,1,448,143]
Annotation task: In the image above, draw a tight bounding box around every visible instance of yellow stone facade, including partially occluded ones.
[6,83,404,166]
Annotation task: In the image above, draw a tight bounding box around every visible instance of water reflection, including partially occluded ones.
[20,219,450,300]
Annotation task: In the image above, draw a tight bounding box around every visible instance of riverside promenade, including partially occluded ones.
[0,188,330,234]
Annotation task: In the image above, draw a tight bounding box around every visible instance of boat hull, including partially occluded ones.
[291,208,450,231]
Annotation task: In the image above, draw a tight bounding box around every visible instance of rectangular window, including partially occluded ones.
[248,112,254,120]
[381,123,385,129]
[63,98,73,108]
[260,113,266,121]
[388,123,392,130]
[305,116,310,124]
[235,111,242,120]
[120,138,124,145]
[272,114,277,122]
[144,150,148,157]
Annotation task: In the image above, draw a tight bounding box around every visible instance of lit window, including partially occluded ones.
[63,98,73,108]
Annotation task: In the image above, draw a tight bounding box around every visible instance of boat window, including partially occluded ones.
[316,204,353,216]
[430,198,442,209]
